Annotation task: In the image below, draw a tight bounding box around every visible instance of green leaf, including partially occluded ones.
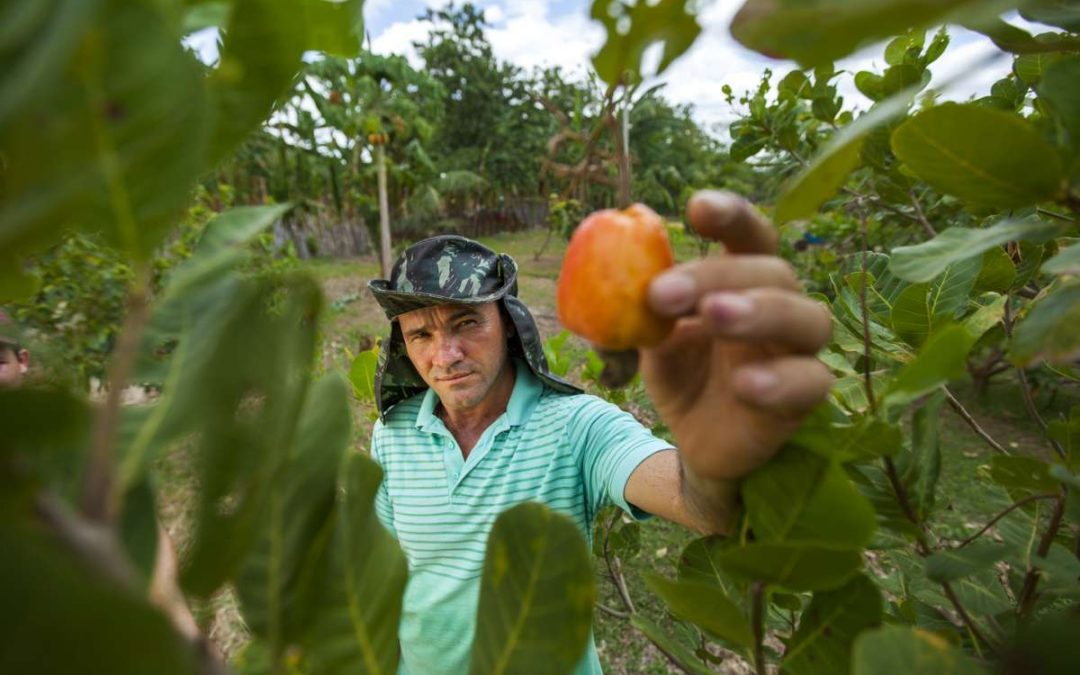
[889,219,1065,283]
[973,247,1016,293]
[304,453,407,675]
[852,625,984,675]
[179,276,323,597]
[714,543,863,592]
[349,347,379,401]
[775,86,917,224]
[470,502,595,675]
[643,573,753,647]
[989,455,1057,493]
[1043,241,1080,276]
[854,71,885,101]
[235,374,351,652]
[965,17,1080,54]
[743,447,876,549]
[0,524,200,675]
[1,0,211,265]
[729,0,984,67]
[182,1,232,33]
[963,294,1007,341]
[891,103,1065,209]
[630,615,715,675]
[678,536,742,600]
[1039,56,1080,154]
[884,324,973,409]
[589,0,701,86]
[1010,282,1080,365]
[1014,51,1066,86]
[782,574,883,675]
[925,542,1011,583]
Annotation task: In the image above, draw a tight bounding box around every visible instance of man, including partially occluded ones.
[0,309,30,389]
[367,191,833,674]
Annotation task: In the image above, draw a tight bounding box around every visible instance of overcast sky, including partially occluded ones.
[182,0,1032,137]
[360,0,1029,135]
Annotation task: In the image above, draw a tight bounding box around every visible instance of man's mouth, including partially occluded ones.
[437,372,473,383]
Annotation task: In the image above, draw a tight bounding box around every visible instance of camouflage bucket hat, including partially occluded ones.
[368,235,582,418]
[0,308,23,349]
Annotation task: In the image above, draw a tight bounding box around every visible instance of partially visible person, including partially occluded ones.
[0,309,30,388]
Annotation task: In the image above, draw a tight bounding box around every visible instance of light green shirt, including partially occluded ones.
[371,359,671,675]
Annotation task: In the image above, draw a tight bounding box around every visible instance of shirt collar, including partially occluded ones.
[415,358,541,431]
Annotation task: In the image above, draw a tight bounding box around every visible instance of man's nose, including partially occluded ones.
[431,333,465,367]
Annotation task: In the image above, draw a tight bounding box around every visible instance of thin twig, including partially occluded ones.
[1017,494,1067,619]
[857,205,877,415]
[1002,297,1067,459]
[908,189,937,238]
[952,493,1058,548]
[596,603,630,619]
[751,581,766,675]
[602,509,637,614]
[82,266,152,523]
[944,388,1009,455]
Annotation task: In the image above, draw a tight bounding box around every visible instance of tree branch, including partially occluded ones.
[944,388,1009,455]
[951,493,1059,548]
[751,581,766,675]
[82,265,152,524]
[1017,493,1067,619]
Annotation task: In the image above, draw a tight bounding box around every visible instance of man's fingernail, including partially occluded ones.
[738,368,777,398]
[649,272,695,314]
[704,294,754,325]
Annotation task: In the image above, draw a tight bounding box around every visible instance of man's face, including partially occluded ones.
[0,345,29,388]
[398,302,513,414]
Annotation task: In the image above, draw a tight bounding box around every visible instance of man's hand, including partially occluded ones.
[641,191,834,486]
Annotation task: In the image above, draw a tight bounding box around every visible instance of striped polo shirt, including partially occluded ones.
[371,358,671,675]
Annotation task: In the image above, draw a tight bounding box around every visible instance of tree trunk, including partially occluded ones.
[377,143,392,278]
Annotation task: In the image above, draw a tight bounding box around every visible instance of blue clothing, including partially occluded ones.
[370,360,671,674]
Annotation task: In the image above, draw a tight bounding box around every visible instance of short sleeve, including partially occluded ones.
[369,422,397,538]
[568,397,672,520]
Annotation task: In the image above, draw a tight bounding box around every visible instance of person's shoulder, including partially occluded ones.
[374,391,426,433]
[534,386,619,423]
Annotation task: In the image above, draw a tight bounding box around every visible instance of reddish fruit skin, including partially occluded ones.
[557,203,675,350]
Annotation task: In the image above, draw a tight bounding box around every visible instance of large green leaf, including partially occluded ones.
[973,247,1016,293]
[643,573,753,648]
[630,615,715,675]
[742,447,876,549]
[589,0,701,86]
[304,453,407,675]
[891,103,1065,209]
[469,502,595,675]
[178,276,323,597]
[884,324,973,409]
[714,543,863,592]
[1,0,210,272]
[729,0,992,67]
[890,256,981,347]
[852,625,984,675]
[677,536,742,601]
[1021,1,1080,31]
[0,523,199,675]
[349,346,379,402]
[782,574,883,675]
[235,374,351,654]
[776,86,917,224]
[925,542,1011,583]
[1010,282,1080,365]
[989,455,1057,493]
[889,219,1065,283]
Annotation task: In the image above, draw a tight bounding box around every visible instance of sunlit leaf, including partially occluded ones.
[884,324,973,409]
[891,103,1065,209]
[782,574,883,675]
[470,502,595,675]
[349,347,379,402]
[889,219,1065,283]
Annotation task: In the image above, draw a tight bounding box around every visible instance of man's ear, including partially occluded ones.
[17,348,29,374]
